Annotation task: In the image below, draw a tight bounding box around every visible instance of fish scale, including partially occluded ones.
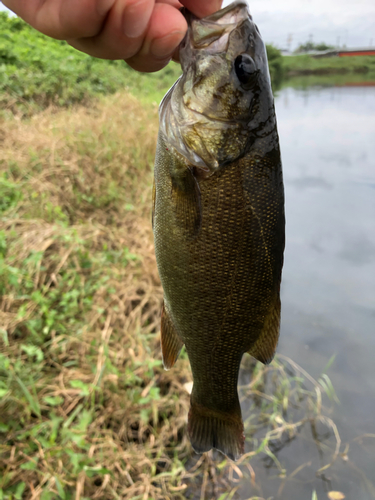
[153,1,285,461]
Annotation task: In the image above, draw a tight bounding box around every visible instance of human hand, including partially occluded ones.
[1,0,223,72]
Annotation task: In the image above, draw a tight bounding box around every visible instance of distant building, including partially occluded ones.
[312,48,375,58]
[338,48,375,57]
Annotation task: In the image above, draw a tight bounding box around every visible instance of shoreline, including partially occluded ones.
[282,53,375,79]
[286,66,371,76]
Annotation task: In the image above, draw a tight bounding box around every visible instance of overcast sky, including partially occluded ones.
[1,0,374,50]
[223,0,375,50]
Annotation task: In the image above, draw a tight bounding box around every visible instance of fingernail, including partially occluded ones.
[123,0,152,38]
[150,31,186,58]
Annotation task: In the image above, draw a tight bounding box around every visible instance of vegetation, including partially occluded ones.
[284,53,375,77]
[265,45,284,87]
[295,41,335,53]
[0,86,344,498]
[280,70,375,90]
[0,11,181,115]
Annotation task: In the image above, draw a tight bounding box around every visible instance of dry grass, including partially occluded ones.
[0,94,340,500]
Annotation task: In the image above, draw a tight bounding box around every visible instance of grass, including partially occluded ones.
[284,54,375,78]
[0,91,343,499]
[281,72,375,90]
[0,11,183,115]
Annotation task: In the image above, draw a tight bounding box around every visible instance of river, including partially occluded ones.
[238,82,375,499]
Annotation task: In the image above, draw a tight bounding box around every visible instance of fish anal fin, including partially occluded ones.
[248,291,281,365]
[161,302,184,370]
[171,166,202,239]
[188,399,244,461]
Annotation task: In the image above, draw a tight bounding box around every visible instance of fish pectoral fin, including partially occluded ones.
[161,302,184,370]
[247,291,281,365]
[170,166,202,239]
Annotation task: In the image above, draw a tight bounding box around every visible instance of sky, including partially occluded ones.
[223,0,375,50]
[1,0,374,51]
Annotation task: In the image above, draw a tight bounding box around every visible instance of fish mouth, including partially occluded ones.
[200,1,250,24]
[182,1,250,51]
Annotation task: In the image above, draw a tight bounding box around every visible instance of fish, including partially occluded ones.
[152,0,285,461]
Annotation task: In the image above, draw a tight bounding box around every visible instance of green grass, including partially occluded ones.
[0,11,181,115]
[280,72,375,89]
[284,53,375,77]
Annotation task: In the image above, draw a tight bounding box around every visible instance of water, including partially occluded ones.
[239,83,375,499]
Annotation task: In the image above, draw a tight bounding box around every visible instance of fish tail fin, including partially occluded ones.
[188,399,244,461]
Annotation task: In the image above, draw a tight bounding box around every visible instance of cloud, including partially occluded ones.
[222,0,375,49]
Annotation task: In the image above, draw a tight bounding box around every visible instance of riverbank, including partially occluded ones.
[283,53,375,77]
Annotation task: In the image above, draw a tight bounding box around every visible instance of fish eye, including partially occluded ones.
[234,54,256,86]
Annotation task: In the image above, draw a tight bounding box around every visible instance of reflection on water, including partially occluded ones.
[239,83,375,499]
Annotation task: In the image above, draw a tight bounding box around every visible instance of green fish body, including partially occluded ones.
[153,1,285,461]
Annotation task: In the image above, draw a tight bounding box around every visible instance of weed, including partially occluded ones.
[284,53,375,79]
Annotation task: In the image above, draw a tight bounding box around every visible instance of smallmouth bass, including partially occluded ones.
[153,1,285,461]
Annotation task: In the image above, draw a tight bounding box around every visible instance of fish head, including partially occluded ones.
[159,1,276,173]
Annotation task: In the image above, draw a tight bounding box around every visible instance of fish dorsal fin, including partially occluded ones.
[161,302,184,370]
[170,166,202,239]
[247,291,281,365]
